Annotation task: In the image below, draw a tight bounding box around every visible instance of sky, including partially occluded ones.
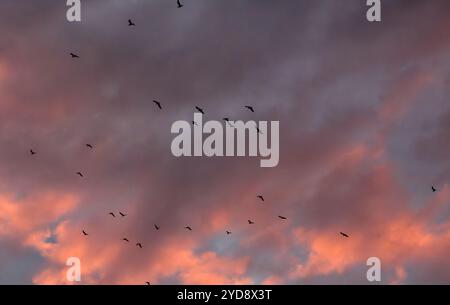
[0,0,450,284]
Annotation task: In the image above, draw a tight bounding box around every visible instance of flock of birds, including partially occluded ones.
[31,0,442,284]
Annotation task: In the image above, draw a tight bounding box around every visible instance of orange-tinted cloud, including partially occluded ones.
[0,192,78,236]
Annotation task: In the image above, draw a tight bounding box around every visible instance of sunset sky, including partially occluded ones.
[1,0,450,284]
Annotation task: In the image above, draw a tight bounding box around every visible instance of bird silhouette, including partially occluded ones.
[128,19,135,26]
[432,186,437,192]
[195,106,205,115]
[82,230,88,236]
[177,0,184,8]
[226,230,232,235]
[145,282,151,285]
[245,106,255,112]
[109,212,116,217]
[257,195,264,202]
[70,52,80,58]
[185,226,192,231]
[192,121,198,126]
[119,212,127,217]
[278,215,287,220]
[248,220,255,224]
[223,118,233,127]
[256,126,262,134]
[340,232,350,238]
[86,144,93,149]
[152,100,162,110]
[154,224,160,230]
[122,238,129,242]
[30,149,36,155]
[136,243,143,248]
[76,172,84,178]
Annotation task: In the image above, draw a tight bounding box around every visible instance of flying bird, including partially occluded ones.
[432,186,437,192]
[122,238,129,242]
[185,226,192,231]
[119,212,127,217]
[70,52,80,58]
[177,0,184,8]
[278,215,287,220]
[154,224,160,230]
[195,106,205,115]
[82,230,88,236]
[226,231,232,235]
[128,19,135,26]
[152,100,162,110]
[109,212,116,218]
[86,144,93,149]
[30,149,36,155]
[257,195,264,202]
[245,105,255,112]
[145,282,151,285]
[136,243,143,248]
[340,232,350,238]
[248,220,255,224]
[76,172,84,178]
[223,118,233,127]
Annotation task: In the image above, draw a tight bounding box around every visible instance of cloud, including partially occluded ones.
[1,0,450,284]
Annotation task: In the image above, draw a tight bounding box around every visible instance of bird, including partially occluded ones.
[195,106,205,115]
[257,195,264,202]
[278,215,287,220]
[226,231,232,235]
[192,121,198,126]
[223,118,233,127]
[86,144,93,149]
[82,230,88,236]
[128,19,135,26]
[256,126,262,134]
[145,282,151,285]
[248,220,255,224]
[177,0,184,8]
[136,243,143,248]
[122,238,129,242]
[152,100,162,110]
[70,52,80,58]
[30,149,36,155]
[76,172,84,178]
[245,105,255,112]
[340,232,350,238]
[185,226,192,231]
[119,212,127,217]
[154,224,160,230]
[432,186,437,192]
[109,212,116,218]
